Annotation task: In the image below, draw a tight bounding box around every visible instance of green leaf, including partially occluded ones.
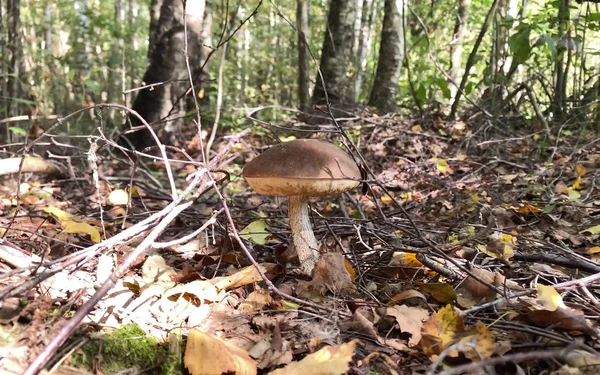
[542,34,557,59]
[240,220,270,244]
[8,127,27,135]
[509,27,532,64]
[580,225,600,235]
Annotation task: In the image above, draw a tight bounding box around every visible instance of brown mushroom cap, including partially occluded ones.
[243,139,361,197]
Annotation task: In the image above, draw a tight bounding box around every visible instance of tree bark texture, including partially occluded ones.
[354,0,375,101]
[369,0,405,113]
[7,0,22,117]
[123,0,205,150]
[148,0,164,59]
[449,0,470,100]
[297,0,311,112]
[312,0,358,106]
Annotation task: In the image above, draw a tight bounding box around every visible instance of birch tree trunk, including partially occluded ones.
[296,0,311,112]
[354,0,375,101]
[368,0,405,113]
[312,0,358,106]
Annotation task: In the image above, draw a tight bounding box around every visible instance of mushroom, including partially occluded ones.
[242,139,361,275]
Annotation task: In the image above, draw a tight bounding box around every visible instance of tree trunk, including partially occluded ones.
[368,0,405,113]
[296,0,310,112]
[449,0,471,100]
[194,0,212,107]
[107,0,125,117]
[354,0,375,101]
[7,0,22,117]
[122,0,206,150]
[312,0,358,106]
[148,0,163,59]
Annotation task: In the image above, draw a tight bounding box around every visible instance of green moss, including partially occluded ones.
[71,323,176,374]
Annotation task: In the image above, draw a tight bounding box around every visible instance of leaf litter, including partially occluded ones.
[0,114,599,374]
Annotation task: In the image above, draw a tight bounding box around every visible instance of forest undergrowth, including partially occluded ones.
[0,110,599,375]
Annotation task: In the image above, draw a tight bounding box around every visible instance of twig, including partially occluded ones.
[434,349,568,375]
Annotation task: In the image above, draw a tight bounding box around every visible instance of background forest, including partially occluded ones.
[1,0,600,374]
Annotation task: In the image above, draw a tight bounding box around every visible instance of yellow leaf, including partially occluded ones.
[108,189,129,205]
[42,206,74,222]
[537,284,566,311]
[184,329,256,375]
[380,192,394,205]
[456,154,467,161]
[411,124,422,132]
[436,158,449,174]
[240,220,270,244]
[63,221,101,243]
[421,305,464,357]
[197,88,205,99]
[268,340,357,375]
[576,163,587,177]
[461,321,495,361]
[390,252,423,268]
[280,136,297,142]
[572,176,584,190]
[580,225,600,235]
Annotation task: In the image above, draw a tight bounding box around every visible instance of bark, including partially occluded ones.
[7,0,22,117]
[107,0,125,115]
[449,0,471,100]
[122,0,205,150]
[368,0,405,113]
[148,0,164,59]
[354,0,375,101]
[296,0,310,112]
[195,0,212,107]
[312,0,358,105]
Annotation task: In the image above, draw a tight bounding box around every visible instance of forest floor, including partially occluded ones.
[0,111,599,375]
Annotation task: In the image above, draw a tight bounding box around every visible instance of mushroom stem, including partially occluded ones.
[288,195,319,275]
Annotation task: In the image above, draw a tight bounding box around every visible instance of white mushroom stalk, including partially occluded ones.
[288,195,319,274]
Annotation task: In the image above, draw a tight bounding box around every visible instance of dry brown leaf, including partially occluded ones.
[184,329,257,375]
[268,340,357,375]
[386,305,429,346]
[239,288,274,312]
[387,289,427,306]
[311,253,356,295]
[213,263,281,290]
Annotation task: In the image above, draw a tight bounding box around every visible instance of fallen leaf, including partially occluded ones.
[580,225,600,235]
[386,305,430,346]
[184,329,256,375]
[417,282,457,304]
[239,288,274,312]
[387,289,428,306]
[213,263,281,290]
[537,284,566,311]
[240,220,271,244]
[421,305,464,358]
[42,206,101,243]
[460,321,495,361]
[268,340,357,375]
[311,253,356,295]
